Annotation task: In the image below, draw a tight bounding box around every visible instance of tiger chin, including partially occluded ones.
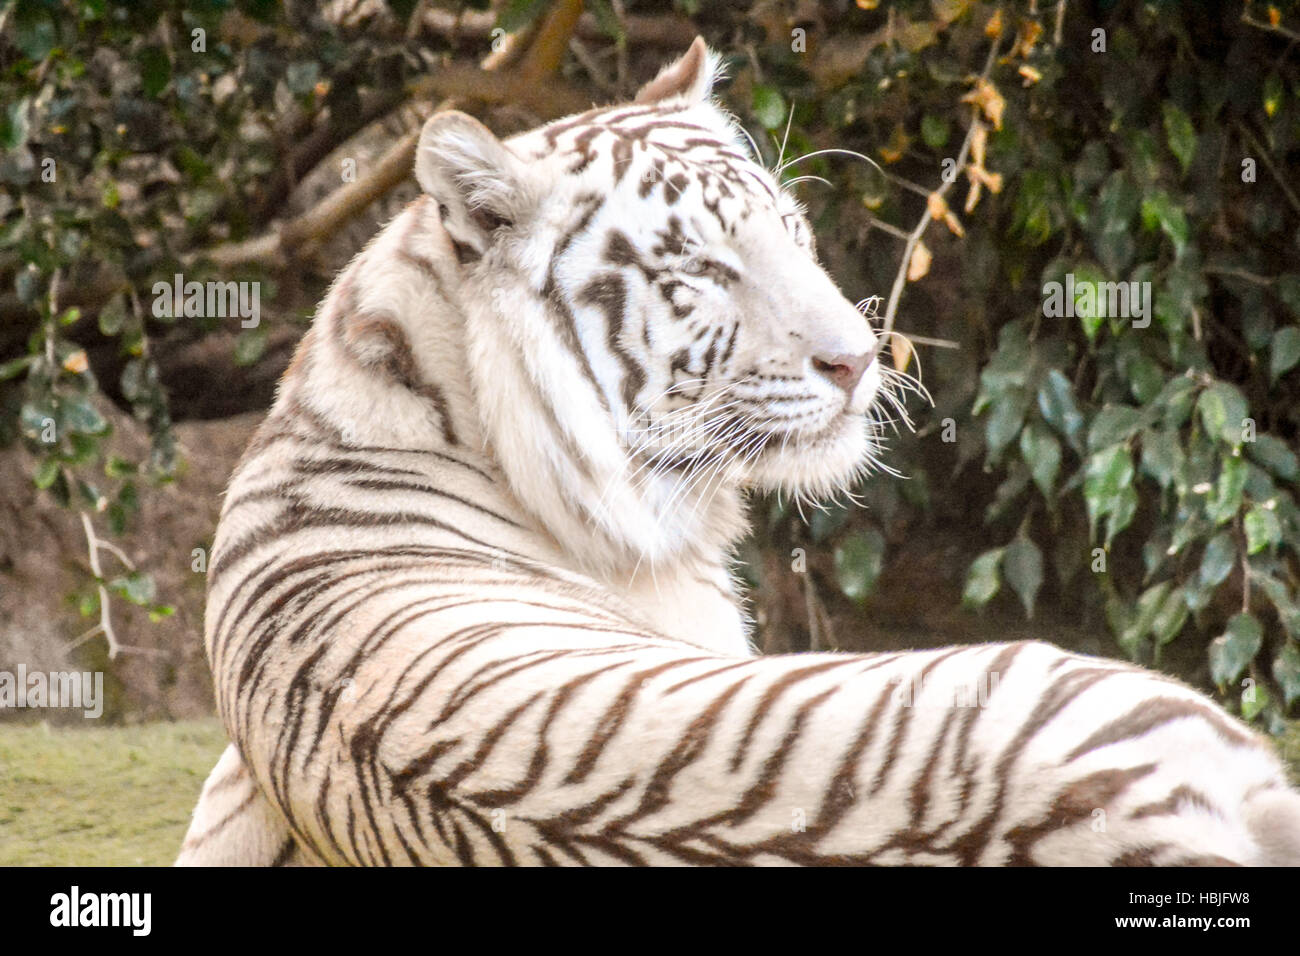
[178,39,1300,867]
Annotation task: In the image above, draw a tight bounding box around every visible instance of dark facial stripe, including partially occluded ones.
[577,272,645,411]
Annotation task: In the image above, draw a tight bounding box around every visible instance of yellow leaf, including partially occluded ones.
[965,178,983,213]
[970,165,1003,193]
[890,332,914,372]
[856,0,880,7]
[62,350,89,374]
[908,242,932,281]
[984,8,1004,37]
[970,121,988,167]
[1269,5,1281,27]
[1012,20,1043,58]
[1018,64,1042,86]
[961,78,1006,130]
[926,191,949,221]
[943,208,965,238]
[879,124,911,164]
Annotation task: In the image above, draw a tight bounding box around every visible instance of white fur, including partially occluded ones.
[178,43,1300,868]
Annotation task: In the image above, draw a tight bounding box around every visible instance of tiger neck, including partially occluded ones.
[282,198,751,650]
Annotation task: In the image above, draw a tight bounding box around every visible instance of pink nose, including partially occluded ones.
[812,352,869,395]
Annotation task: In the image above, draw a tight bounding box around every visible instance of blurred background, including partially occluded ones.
[0,0,1298,862]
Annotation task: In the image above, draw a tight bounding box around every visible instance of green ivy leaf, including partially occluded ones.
[1037,369,1085,452]
[0,98,31,151]
[1139,428,1182,490]
[921,114,949,149]
[1206,454,1246,525]
[1263,72,1284,118]
[1140,191,1189,258]
[0,355,32,381]
[1161,103,1196,174]
[833,529,886,605]
[1150,584,1189,646]
[13,7,56,62]
[1247,434,1298,481]
[139,45,172,98]
[1196,382,1249,446]
[234,325,269,367]
[1241,681,1269,721]
[1256,575,1300,640]
[1019,421,1061,498]
[751,85,787,130]
[1244,505,1282,554]
[1106,486,1139,544]
[33,457,60,490]
[1084,444,1134,540]
[809,504,850,544]
[1071,264,1110,341]
[62,395,108,436]
[1119,581,1170,657]
[1274,643,1300,710]
[962,548,1004,608]
[1270,326,1300,383]
[1198,531,1236,589]
[286,61,321,97]
[1278,275,1300,318]
[108,571,156,606]
[148,604,177,623]
[1208,613,1262,689]
[984,388,1030,465]
[1087,405,1145,452]
[1003,538,1043,618]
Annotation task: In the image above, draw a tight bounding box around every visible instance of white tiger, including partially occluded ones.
[177,40,1300,866]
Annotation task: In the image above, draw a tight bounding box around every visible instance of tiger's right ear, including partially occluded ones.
[416,111,528,263]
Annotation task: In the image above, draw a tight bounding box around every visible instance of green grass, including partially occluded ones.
[0,719,227,866]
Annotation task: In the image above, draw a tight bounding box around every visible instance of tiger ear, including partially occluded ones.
[634,37,718,106]
[416,110,528,261]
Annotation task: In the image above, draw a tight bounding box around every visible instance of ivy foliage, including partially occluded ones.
[731,0,1300,731]
[1,0,1298,729]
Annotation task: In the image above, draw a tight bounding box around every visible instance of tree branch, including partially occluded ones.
[866,31,1003,368]
[197,5,593,271]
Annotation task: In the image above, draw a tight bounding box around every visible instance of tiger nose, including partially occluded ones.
[812,352,869,396]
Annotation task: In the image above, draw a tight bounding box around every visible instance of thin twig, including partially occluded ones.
[1205,266,1277,286]
[864,215,913,241]
[1236,121,1300,216]
[79,511,122,660]
[867,32,1003,368]
[1241,10,1300,44]
[94,538,136,570]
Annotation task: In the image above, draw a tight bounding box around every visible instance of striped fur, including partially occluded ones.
[178,41,1300,866]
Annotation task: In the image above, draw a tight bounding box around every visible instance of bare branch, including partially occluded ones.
[867,34,1003,368]
[79,511,122,660]
[1241,9,1300,44]
[198,6,593,271]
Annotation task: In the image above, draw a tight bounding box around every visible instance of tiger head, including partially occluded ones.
[415,39,892,574]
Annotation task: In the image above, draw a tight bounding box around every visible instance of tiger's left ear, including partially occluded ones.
[416,110,532,263]
[634,36,718,106]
